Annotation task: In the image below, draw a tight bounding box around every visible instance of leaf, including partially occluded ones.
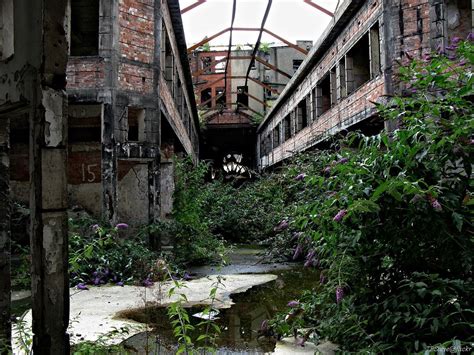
[452,212,463,232]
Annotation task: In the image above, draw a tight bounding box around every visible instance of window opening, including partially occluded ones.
[127,108,145,142]
[369,23,381,78]
[346,33,370,93]
[237,86,249,107]
[71,0,99,56]
[201,56,212,74]
[284,114,291,141]
[201,88,212,108]
[216,87,226,108]
[293,59,303,73]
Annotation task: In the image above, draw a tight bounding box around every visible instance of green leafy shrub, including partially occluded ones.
[265,40,474,351]
[69,221,161,286]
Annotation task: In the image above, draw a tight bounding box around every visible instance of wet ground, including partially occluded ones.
[121,247,320,354]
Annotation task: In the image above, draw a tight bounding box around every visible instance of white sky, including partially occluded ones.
[179,0,343,48]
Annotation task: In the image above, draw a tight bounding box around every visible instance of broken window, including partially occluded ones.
[369,23,381,78]
[337,58,347,101]
[216,87,225,108]
[201,56,212,74]
[273,126,280,148]
[164,34,173,83]
[214,56,226,73]
[346,33,370,93]
[68,105,102,143]
[284,114,291,141]
[237,86,249,108]
[293,59,303,73]
[316,73,331,116]
[127,108,145,142]
[0,0,14,60]
[70,0,99,56]
[201,88,212,108]
[297,98,308,132]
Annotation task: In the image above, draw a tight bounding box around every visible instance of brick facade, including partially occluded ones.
[257,0,472,169]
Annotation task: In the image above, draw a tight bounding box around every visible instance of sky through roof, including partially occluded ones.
[179,0,344,49]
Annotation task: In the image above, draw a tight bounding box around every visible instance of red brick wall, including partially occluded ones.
[118,62,153,93]
[66,57,105,89]
[119,0,155,64]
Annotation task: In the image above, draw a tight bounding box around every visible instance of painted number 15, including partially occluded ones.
[81,163,98,182]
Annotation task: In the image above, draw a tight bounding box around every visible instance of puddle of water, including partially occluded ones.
[121,267,320,354]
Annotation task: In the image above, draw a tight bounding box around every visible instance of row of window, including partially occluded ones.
[260,23,381,156]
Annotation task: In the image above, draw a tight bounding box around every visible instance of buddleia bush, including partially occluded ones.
[267,39,474,352]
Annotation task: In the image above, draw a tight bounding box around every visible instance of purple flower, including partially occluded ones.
[287,300,300,308]
[431,199,442,211]
[293,244,303,260]
[336,157,349,165]
[291,231,303,241]
[91,224,100,232]
[322,166,331,175]
[295,173,306,181]
[116,223,129,230]
[143,278,154,287]
[320,273,326,284]
[183,272,191,281]
[451,37,461,44]
[306,250,316,260]
[116,281,124,287]
[422,53,432,62]
[459,59,467,66]
[93,277,101,285]
[445,45,456,51]
[260,319,269,332]
[304,258,314,268]
[336,286,345,304]
[333,209,347,222]
[467,32,474,42]
[77,283,89,290]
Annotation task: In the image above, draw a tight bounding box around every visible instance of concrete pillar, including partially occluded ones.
[0,117,10,353]
[102,103,118,224]
[29,0,70,352]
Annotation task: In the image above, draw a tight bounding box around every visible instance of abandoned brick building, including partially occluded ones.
[0,0,472,352]
[9,0,200,226]
[257,0,473,169]
[0,0,198,352]
[190,41,312,174]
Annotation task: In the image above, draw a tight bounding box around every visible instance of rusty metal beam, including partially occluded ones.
[188,27,307,55]
[303,0,333,17]
[193,56,291,79]
[196,75,280,95]
[181,0,206,14]
[263,29,308,54]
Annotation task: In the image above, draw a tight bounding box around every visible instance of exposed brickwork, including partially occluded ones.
[119,0,155,63]
[118,62,153,93]
[257,0,472,169]
[66,58,105,89]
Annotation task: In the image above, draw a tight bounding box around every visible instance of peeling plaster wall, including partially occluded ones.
[117,162,149,227]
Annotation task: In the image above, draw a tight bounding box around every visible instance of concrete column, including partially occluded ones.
[0,117,11,353]
[29,0,70,352]
[30,89,70,354]
[102,103,118,223]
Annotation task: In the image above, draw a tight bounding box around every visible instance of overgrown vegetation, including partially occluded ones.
[260,39,474,351]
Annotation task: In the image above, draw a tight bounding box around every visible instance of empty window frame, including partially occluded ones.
[68,105,102,143]
[201,56,212,74]
[216,87,225,108]
[70,0,99,56]
[293,59,303,72]
[337,58,347,101]
[369,23,381,79]
[214,56,226,73]
[237,86,249,107]
[346,33,370,94]
[200,88,212,108]
[296,98,308,132]
[163,29,173,83]
[316,73,331,116]
[0,0,14,60]
[273,125,280,148]
[127,108,145,142]
[284,114,291,141]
